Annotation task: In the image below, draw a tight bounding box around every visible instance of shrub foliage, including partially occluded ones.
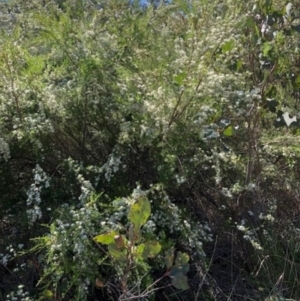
[1,0,300,300]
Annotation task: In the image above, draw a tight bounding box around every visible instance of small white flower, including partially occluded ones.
[237,225,246,232]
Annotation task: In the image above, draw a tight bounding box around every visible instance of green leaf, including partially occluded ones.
[223,125,233,137]
[94,231,118,245]
[261,0,272,14]
[295,75,300,88]
[221,40,234,53]
[169,264,190,276]
[170,266,180,277]
[236,60,243,71]
[175,252,189,266]
[165,247,175,269]
[171,273,189,290]
[108,243,127,262]
[262,43,272,56]
[136,243,145,259]
[168,252,190,277]
[128,196,151,230]
[42,290,53,298]
[22,54,45,76]
[141,240,161,259]
[173,72,187,85]
[128,224,142,244]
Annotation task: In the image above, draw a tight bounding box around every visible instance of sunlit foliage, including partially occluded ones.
[1,0,300,300]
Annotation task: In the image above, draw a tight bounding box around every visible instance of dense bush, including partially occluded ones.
[2,0,300,300]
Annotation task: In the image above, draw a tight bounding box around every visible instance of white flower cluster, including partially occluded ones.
[259,213,275,223]
[237,219,263,251]
[0,244,24,268]
[41,84,66,116]
[77,173,94,204]
[26,164,49,225]
[193,105,216,126]
[6,285,33,301]
[237,199,278,252]
[34,205,99,298]
[99,148,122,182]
[46,201,102,288]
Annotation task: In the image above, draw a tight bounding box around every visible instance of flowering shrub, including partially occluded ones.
[32,183,210,300]
[94,194,192,299]
[26,165,50,225]
[2,0,300,300]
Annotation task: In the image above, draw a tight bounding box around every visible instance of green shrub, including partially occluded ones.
[2,0,300,300]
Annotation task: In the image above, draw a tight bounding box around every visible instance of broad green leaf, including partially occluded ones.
[169,266,180,277]
[169,264,190,276]
[171,273,189,290]
[108,243,127,262]
[136,243,145,259]
[129,224,142,244]
[165,247,175,269]
[94,231,118,245]
[169,252,190,277]
[175,252,189,266]
[142,240,161,259]
[42,290,53,298]
[128,196,151,230]
[223,125,233,137]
